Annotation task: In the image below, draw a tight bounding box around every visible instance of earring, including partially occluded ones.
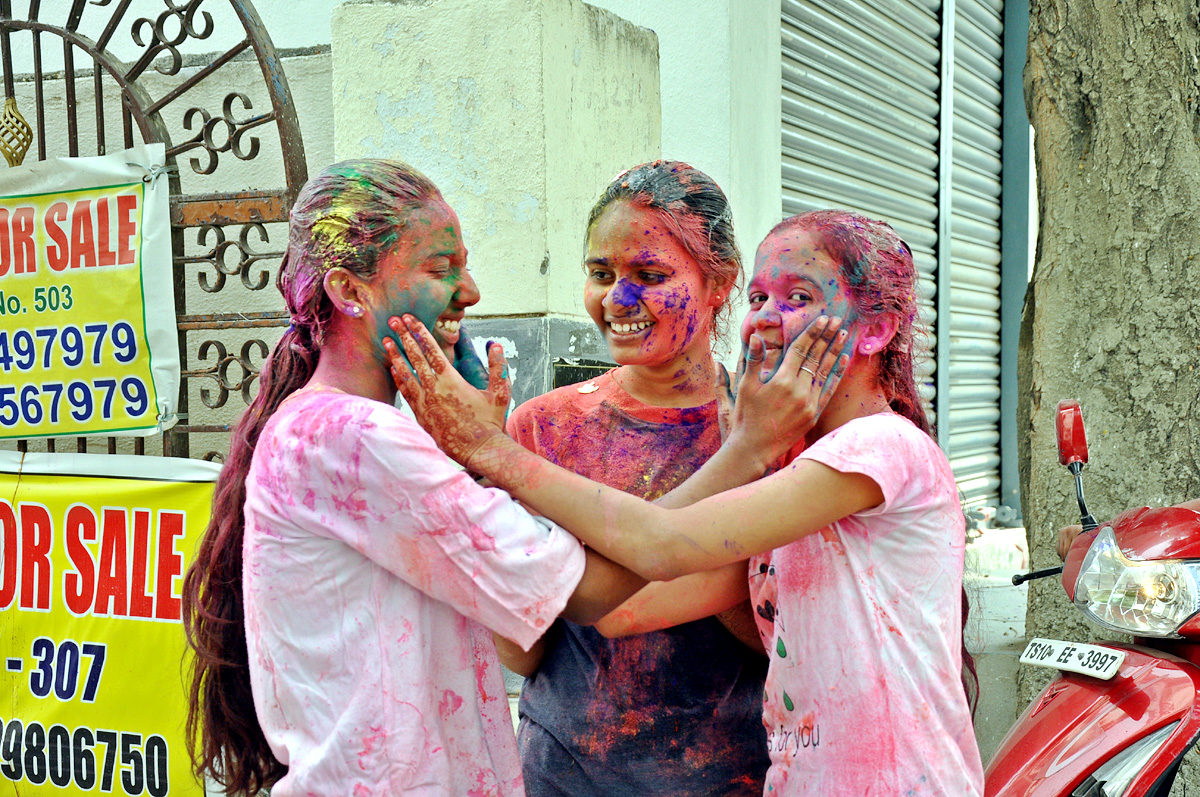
[862,343,872,352]
[347,305,364,318]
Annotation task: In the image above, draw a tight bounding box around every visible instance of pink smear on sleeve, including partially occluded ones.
[419,481,498,552]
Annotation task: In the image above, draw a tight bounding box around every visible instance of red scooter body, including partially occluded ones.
[985,402,1200,796]
[986,517,1200,795]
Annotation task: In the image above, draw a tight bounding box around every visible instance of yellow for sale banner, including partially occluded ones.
[0,450,218,796]
[0,143,178,440]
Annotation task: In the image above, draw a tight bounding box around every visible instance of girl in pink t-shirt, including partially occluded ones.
[388,210,984,795]
[180,160,649,797]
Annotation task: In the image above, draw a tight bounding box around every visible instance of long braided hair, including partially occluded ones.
[180,159,441,794]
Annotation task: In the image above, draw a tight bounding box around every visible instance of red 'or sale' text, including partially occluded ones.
[0,500,185,621]
[0,194,140,278]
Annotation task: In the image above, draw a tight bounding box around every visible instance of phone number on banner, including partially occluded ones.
[0,321,150,429]
[1,717,171,796]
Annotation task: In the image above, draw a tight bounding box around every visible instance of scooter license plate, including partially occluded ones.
[1020,638,1125,680]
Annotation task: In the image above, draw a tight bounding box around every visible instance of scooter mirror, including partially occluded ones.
[1056,399,1088,467]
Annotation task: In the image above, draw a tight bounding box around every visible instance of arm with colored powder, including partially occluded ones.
[385,314,876,582]
[593,323,847,644]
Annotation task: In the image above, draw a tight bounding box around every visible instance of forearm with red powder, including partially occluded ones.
[464,430,688,581]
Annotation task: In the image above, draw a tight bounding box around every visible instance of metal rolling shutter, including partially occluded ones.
[948,0,1004,508]
[781,0,941,409]
[781,0,1004,510]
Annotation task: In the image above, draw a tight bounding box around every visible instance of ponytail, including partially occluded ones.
[180,159,442,794]
[181,321,317,793]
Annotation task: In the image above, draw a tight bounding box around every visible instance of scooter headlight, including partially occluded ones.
[1073,527,1200,637]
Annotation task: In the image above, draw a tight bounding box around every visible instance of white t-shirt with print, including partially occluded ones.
[749,412,983,796]
[242,387,586,796]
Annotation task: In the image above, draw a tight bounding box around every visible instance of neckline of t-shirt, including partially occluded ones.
[588,369,718,424]
[829,409,916,436]
[277,383,351,410]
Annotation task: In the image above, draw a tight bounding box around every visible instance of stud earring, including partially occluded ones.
[347,305,364,318]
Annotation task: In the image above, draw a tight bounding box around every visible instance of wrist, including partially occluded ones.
[722,429,776,478]
[462,426,509,473]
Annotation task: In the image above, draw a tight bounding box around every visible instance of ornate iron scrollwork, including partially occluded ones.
[190,337,270,409]
[192,222,282,293]
[174,92,270,175]
[130,0,215,78]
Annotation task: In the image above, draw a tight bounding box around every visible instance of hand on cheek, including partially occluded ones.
[382,315,508,468]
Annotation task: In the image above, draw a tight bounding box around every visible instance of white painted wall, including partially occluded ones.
[330,0,660,318]
[580,0,782,357]
[11,0,782,346]
[257,0,782,330]
[581,1,781,237]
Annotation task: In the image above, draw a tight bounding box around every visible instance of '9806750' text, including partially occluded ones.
[1,718,170,796]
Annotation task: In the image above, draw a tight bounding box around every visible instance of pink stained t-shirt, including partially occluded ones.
[748,413,983,796]
[241,387,586,797]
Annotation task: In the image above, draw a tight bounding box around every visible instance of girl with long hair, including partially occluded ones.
[180,159,653,797]
[387,209,985,795]
[499,161,773,795]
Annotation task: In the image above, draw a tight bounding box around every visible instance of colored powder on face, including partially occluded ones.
[371,281,450,365]
[609,278,645,308]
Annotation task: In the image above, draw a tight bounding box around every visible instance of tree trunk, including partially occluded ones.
[1019,0,1200,787]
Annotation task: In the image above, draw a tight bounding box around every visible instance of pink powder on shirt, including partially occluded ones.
[439,689,464,719]
[357,725,386,770]
[397,618,413,645]
[467,769,503,797]
[420,481,497,552]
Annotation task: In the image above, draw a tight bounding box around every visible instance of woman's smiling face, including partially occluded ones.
[742,226,856,371]
[368,200,479,361]
[583,200,721,368]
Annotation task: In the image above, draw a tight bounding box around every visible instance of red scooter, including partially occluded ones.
[985,400,1200,796]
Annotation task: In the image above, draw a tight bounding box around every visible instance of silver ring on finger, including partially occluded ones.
[800,364,818,378]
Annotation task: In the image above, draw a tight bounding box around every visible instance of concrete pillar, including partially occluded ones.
[584,0,781,360]
[331,0,661,401]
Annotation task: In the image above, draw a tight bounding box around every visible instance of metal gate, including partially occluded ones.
[0,0,306,461]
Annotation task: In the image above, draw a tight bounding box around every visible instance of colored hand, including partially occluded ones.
[714,349,746,443]
[384,315,511,467]
[452,328,490,390]
[725,315,848,468]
